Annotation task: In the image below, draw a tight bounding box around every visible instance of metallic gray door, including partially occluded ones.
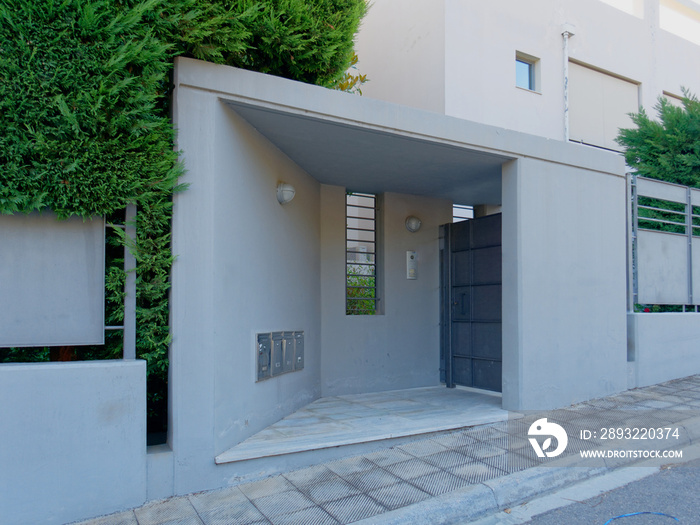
[440,214,502,392]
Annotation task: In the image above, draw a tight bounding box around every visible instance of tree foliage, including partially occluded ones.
[616,91,700,187]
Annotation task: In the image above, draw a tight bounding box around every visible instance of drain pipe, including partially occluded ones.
[562,24,575,142]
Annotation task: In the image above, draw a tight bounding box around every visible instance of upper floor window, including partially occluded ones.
[516,52,540,92]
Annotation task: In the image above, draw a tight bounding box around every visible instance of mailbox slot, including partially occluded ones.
[257,333,272,381]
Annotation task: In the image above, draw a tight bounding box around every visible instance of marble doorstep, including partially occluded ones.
[216,387,507,464]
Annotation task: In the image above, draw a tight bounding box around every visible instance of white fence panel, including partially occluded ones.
[637,230,689,304]
[632,176,697,306]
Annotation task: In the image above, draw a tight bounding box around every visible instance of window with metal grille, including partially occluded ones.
[346,192,379,315]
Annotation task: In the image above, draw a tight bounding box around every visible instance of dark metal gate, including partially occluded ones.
[440,214,502,392]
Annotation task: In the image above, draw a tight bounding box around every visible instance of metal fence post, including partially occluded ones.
[626,173,638,311]
[123,204,137,360]
[687,187,694,306]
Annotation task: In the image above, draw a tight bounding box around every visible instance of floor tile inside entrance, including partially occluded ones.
[216,386,508,464]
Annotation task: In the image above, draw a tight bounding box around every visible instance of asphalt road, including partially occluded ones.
[524,458,700,524]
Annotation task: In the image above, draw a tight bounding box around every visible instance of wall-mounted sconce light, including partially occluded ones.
[276,183,296,205]
[405,215,422,233]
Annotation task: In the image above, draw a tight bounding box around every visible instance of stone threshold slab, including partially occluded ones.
[216,387,507,464]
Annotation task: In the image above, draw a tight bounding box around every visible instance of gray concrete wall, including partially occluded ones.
[0,211,104,347]
[320,187,453,396]
[0,361,146,525]
[628,312,700,388]
[170,82,322,494]
[502,157,629,410]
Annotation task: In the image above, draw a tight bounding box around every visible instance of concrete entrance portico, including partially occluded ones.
[169,57,628,498]
[216,387,508,465]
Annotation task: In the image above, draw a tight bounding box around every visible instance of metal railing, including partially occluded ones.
[628,174,700,311]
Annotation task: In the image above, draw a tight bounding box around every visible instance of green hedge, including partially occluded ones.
[0,0,366,433]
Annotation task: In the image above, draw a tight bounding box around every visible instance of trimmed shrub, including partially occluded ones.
[0,0,366,434]
[617,92,700,187]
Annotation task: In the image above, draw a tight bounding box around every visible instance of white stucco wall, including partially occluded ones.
[628,313,700,387]
[0,361,146,525]
[320,186,453,396]
[502,157,629,410]
[356,0,700,143]
[355,0,445,114]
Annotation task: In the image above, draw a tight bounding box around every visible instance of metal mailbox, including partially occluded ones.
[282,332,295,373]
[257,333,272,381]
[256,331,304,381]
[294,332,304,370]
[271,332,284,376]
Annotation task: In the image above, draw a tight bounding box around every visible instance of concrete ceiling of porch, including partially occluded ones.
[223,100,509,206]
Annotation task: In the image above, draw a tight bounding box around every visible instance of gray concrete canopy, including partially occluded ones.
[223,100,508,205]
[176,57,622,205]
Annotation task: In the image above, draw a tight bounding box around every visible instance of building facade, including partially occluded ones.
[355,0,700,151]
[3,2,700,523]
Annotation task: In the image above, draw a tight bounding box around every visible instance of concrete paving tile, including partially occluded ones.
[398,439,449,457]
[343,467,402,491]
[636,399,681,410]
[458,442,509,461]
[422,450,474,469]
[133,498,203,525]
[252,490,316,519]
[284,465,339,488]
[383,458,441,480]
[494,434,534,455]
[430,430,479,448]
[238,476,296,500]
[325,456,376,476]
[188,486,247,511]
[303,477,361,504]
[581,398,626,410]
[479,450,538,474]
[642,384,680,395]
[448,459,507,482]
[322,494,387,523]
[194,499,267,525]
[673,389,700,400]
[365,481,431,510]
[408,470,473,496]
[464,425,510,443]
[269,506,339,525]
[678,398,700,408]
[73,510,138,525]
[363,447,415,467]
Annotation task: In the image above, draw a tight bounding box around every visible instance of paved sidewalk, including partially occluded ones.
[75,375,700,525]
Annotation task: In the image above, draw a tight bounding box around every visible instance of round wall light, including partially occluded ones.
[405,215,422,233]
[276,183,296,205]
